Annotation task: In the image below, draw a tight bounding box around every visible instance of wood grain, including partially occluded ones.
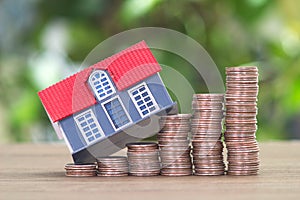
[1,142,300,200]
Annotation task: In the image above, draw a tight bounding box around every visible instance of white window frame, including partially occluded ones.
[74,109,105,145]
[101,95,132,131]
[128,82,159,118]
[88,70,116,101]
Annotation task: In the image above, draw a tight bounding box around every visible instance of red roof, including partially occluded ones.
[38,41,161,122]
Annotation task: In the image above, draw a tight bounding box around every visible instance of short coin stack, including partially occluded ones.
[126,142,160,176]
[158,114,193,176]
[225,66,260,175]
[97,156,129,176]
[64,163,97,177]
[191,94,225,175]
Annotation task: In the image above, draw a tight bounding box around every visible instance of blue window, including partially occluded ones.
[89,70,116,101]
[142,92,148,97]
[86,132,92,137]
[74,109,105,145]
[133,91,138,95]
[135,96,141,101]
[139,87,146,92]
[147,102,153,107]
[92,128,98,133]
[150,107,156,112]
[80,122,87,127]
[145,97,151,102]
[142,110,149,115]
[129,82,159,117]
[88,137,95,142]
[103,97,131,130]
[78,117,84,122]
[90,124,96,129]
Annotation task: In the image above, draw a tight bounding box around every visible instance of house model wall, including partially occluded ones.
[38,41,177,163]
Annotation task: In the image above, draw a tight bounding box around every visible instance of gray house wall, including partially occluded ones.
[59,73,174,153]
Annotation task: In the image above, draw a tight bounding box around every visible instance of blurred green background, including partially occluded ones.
[0,0,299,143]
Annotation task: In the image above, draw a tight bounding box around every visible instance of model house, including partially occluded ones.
[38,41,176,163]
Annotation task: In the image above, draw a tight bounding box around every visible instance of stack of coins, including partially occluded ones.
[158,114,193,176]
[225,66,260,175]
[126,142,160,176]
[64,163,97,177]
[97,156,129,177]
[191,94,225,175]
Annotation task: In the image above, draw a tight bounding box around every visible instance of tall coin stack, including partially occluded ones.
[158,114,193,176]
[225,66,260,175]
[97,156,129,177]
[191,94,225,176]
[126,142,160,176]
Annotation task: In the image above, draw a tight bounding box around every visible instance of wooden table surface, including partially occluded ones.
[1,141,300,200]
